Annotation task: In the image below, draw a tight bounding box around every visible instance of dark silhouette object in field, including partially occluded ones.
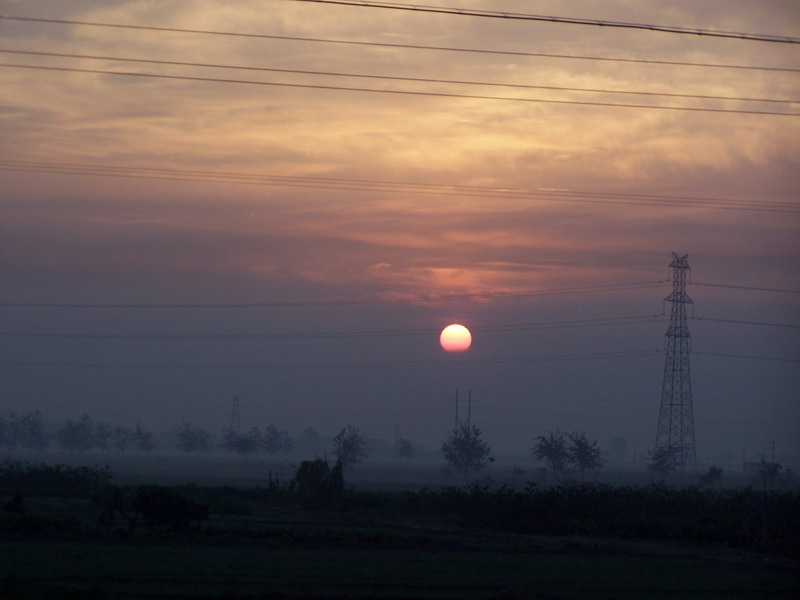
[96,488,133,532]
[133,485,209,532]
[442,423,491,474]
[3,493,25,513]
[292,458,344,508]
[332,426,367,467]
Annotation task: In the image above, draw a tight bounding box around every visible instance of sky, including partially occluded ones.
[1,0,798,465]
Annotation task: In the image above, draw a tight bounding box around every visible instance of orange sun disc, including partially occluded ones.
[440,324,472,352]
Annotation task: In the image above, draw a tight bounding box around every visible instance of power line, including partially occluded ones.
[692,316,800,329]
[282,1,800,45]
[4,48,796,106]
[0,315,663,341]
[4,63,798,117]
[2,161,797,213]
[0,281,665,309]
[694,351,800,363]
[0,349,664,371]
[1,15,794,73]
[691,281,800,294]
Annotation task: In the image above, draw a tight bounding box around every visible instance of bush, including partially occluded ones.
[0,460,113,498]
[292,458,344,508]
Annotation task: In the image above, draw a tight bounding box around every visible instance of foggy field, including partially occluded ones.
[1,458,799,599]
[0,448,783,491]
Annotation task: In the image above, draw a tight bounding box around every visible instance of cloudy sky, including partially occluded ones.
[1,0,798,462]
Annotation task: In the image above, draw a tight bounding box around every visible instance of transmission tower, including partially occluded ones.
[655,253,696,469]
[229,396,241,434]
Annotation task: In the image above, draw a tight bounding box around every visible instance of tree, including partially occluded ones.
[17,410,50,451]
[175,422,212,453]
[441,423,491,474]
[56,414,95,452]
[292,458,344,508]
[133,423,155,453]
[332,426,367,467]
[112,426,132,453]
[395,434,414,459]
[222,427,261,458]
[647,446,679,475]
[261,424,292,454]
[93,421,112,452]
[699,465,723,486]
[566,431,605,477]
[531,431,570,478]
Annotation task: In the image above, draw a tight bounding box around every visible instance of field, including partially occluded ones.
[1,459,799,599]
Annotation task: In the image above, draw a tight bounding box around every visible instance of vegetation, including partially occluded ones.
[291,457,344,508]
[0,460,112,497]
[0,410,48,451]
[1,459,798,599]
[531,430,604,478]
[333,425,367,467]
[175,422,212,453]
[647,446,680,475]
[441,423,492,474]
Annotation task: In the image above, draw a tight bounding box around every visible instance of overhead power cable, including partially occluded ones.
[0,315,663,341]
[3,49,796,106]
[4,63,797,117]
[691,281,800,294]
[694,351,800,363]
[1,15,795,73]
[282,1,800,45]
[2,161,798,214]
[0,349,665,370]
[692,316,800,329]
[0,281,665,309]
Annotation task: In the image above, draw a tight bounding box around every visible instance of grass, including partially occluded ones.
[3,538,798,599]
[1,464,798,599]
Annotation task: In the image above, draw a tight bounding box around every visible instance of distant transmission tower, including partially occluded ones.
[655,253,697,469]
[229,396,241,434]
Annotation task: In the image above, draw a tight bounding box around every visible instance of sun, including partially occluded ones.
[440,324,472,352]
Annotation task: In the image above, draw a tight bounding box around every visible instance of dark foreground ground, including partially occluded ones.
[1,460,798,599]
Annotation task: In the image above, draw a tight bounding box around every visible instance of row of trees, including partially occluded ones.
[441,425,606,478]
[0,411,372,466]
[0,411,156,454]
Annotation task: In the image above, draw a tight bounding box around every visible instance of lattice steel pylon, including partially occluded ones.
[655,253,697,469]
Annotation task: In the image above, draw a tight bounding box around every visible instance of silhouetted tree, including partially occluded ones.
[93,421,112,452]
[5,410,49,451]
[395,434,414,459]
[332,425,367,467]
[175,422,212,453]
[531,431,569,478]
[567,431,605,477]
[442,423,491,474]
[261,424,292,454]
[699,465,723,486]
[133,423,155,453]
[756,460,792,489]
[292,458,344,508]
[112,426,132,453]
[0,414,10,449]
[56,414,95,452]
[647,446,678,475]
[222,427,261,458]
